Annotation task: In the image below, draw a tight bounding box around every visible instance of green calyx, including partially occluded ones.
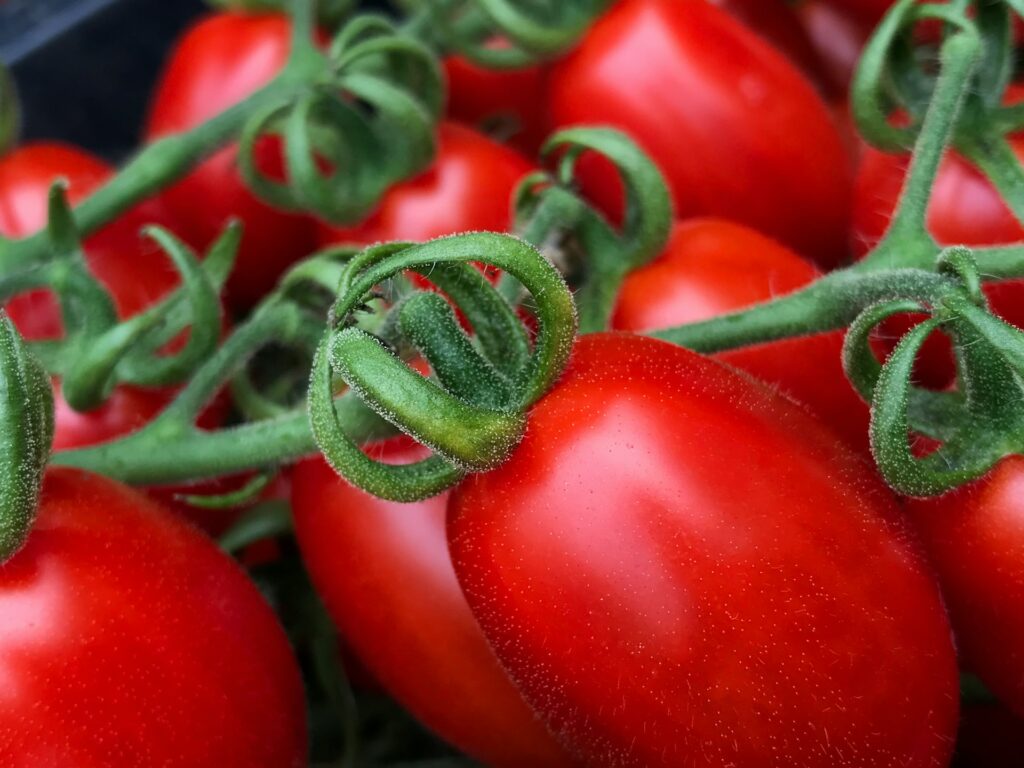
[842,247,1024,498]
[0,314,53,562]
[395,0,610,68]
[510,127,672,334]
[309,232,577,502]
[239,12,442,224]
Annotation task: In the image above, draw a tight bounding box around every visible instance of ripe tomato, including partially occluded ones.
[448,333,959,767]
[0,143,197,451]
[0,468,307,766]
[906,456,1024,719]
[291,443,571,767]
[612,219,870,451]
[546,0,851,268]
[443,54,548,156]
[146,13,317,309]
[318,122,533,246]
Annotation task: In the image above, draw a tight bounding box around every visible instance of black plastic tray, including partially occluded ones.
[3,0,210,160]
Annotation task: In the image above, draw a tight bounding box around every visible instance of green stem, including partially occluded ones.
[973,244,1024,278]
[650,269,954,353]
[864,29,980,262]
[0,63,319,279]
[51,387,392,485]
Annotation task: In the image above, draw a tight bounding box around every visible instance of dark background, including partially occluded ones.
[2,0,210,160]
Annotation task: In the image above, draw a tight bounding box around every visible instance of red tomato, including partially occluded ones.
[612,219,870,451]
[448,333,959,767]
[291,443,572,767]
[318,122,533,246]
[906,456,1024,719]
[0,468,306,766]
[443,54,549,156]
[0,143,197,451]
[546,0,851,268]
[146,13,317,309]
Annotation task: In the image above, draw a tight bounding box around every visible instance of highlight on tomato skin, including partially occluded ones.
[449,333,959,768]
[546,0,853,269]
[612,218,870,452]
[0,468,308,768]
[290,443,573,768]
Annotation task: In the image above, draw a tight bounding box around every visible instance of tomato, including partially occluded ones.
[443,54,549,156]
[0,468,306,766]
[612,219,870,451]
[448,333,958,767]
[546,0,851,268]
[0,143,200,451]
[147,13,317,309]
[318,122,533,246]
[291,443,571,767]
[906,456,1024,719]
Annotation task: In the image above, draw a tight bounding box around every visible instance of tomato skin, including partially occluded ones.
[146,13,317,309]
[291,445,573,767]
[546,0,851,267]
[0,468,307,767]
[906,456,1024,719]
[449,333,958,768]
[443,55,549,156]
[612,219,869,450]
[318,122,533,246]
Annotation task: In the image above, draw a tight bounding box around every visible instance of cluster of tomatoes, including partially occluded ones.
[2,0,1024,765]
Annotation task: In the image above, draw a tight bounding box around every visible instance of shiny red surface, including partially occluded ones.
[613,219,870,450]
[546,0,851,267]
[291,445,573,767]
[907,456,1024,718]
[449,333,958,767]
[0,468,306,767]
[146,13,317,309]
